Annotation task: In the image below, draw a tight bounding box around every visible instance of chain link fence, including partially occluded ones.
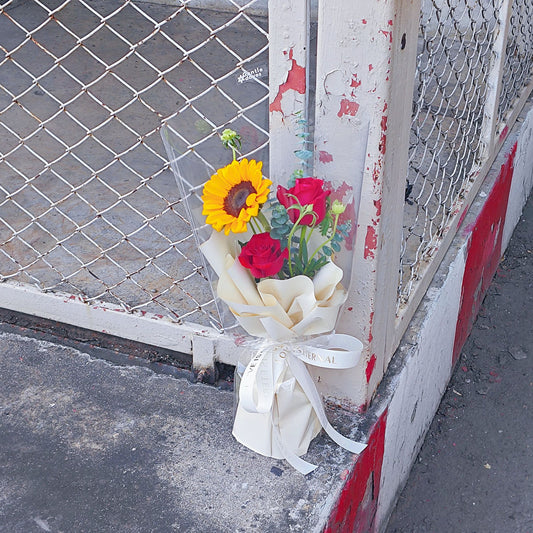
[0,0,268,330]
[498,0,533,125]
[399,0,506,308]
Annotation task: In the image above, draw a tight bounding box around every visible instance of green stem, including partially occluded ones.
[231,146,237,161]
[299,226,307,264]
[285,204,315,277]
[305,226,315,246]
[256,210,271,232]
[286,213,306,277]
[305,213,340,274]
[248,216,259,235]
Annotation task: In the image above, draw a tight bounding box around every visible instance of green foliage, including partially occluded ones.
[294,149,313,161]
[269,200,292,246]
[287,168,303,188]
[293,111,311,172]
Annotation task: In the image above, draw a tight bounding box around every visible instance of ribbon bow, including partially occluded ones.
[233,333,367,474]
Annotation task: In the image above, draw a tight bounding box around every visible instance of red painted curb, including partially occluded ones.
[453,143,517,364]
[325,410,388,533]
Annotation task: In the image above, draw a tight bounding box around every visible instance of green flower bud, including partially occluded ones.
[331,199,346,215]
[221,129,238,143]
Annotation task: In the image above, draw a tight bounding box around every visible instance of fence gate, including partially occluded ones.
[396,0,533,340]
[0,0,275,366]
[2,0,532,400]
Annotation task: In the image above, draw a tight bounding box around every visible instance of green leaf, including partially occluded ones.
[293,254,304,274]
[319,212,333,237]
[294,149,313,161]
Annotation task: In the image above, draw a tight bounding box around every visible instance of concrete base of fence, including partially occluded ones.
[334,96,533,532]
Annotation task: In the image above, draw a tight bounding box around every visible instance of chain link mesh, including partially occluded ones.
[0,0,268,329]
[398,0,503,309]
[498,0,533,124]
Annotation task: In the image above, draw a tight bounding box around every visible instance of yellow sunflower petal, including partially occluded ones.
[201,158,271,234]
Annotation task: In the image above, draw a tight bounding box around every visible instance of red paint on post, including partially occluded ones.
[338,99,360,118]
[380,114,388,133]
[364,226,377,259]
[365,355,377,383]
[379,30,393,43]
[372,162,381,185]
[319,150,334,163]
[453,143,517,365]
[374,199,382,217]
[326,181,356,250]
[325,411,387,533]
[379,104,389,154]
[499,125,509,142]
[269,49,306,114]
[350,75,362,89]
[368,311,375,344]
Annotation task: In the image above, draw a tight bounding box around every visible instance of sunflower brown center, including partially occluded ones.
[223,181,256,217]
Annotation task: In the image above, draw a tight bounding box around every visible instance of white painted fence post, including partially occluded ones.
[310,0,422,408]
[480,0,513,159]
[268,0,310,182]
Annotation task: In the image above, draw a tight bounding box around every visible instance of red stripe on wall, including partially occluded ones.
[324,410,387,533]
[452,143,517,365]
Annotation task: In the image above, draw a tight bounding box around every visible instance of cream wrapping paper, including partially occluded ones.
[200,229,367,473]
[200,230,347,341]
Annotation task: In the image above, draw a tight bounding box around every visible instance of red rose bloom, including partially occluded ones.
[238,233,288,278]
[277,177,331,226]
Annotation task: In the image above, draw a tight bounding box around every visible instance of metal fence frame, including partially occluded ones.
[1,0,532,406]
[394,0,532,345]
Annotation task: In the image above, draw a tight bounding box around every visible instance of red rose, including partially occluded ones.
[277,177,331,226]
[238,233,288,278]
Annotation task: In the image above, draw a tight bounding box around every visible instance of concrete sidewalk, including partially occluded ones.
[386,193,533,532]
[0,317,368,532]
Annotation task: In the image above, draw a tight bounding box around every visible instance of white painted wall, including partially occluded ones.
[503,106,533,250]
[376,99,533,530]
[377,243,466,527]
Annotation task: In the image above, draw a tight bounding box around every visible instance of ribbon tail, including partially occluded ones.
[287,354,367,456]
[272,401,317,475]
[322,421,367,455]
[238,347,275,414]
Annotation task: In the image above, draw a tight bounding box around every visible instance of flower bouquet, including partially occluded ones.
[163,127,366,473]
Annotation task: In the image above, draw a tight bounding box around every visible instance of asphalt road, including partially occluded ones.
[386,193,533,532]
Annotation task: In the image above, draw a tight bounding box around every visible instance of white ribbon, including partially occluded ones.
[236,333,367,474]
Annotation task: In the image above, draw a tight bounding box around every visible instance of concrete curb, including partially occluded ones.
[323,98,533,532]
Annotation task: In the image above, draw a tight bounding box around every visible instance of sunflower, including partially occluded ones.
[202,158,271,235]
